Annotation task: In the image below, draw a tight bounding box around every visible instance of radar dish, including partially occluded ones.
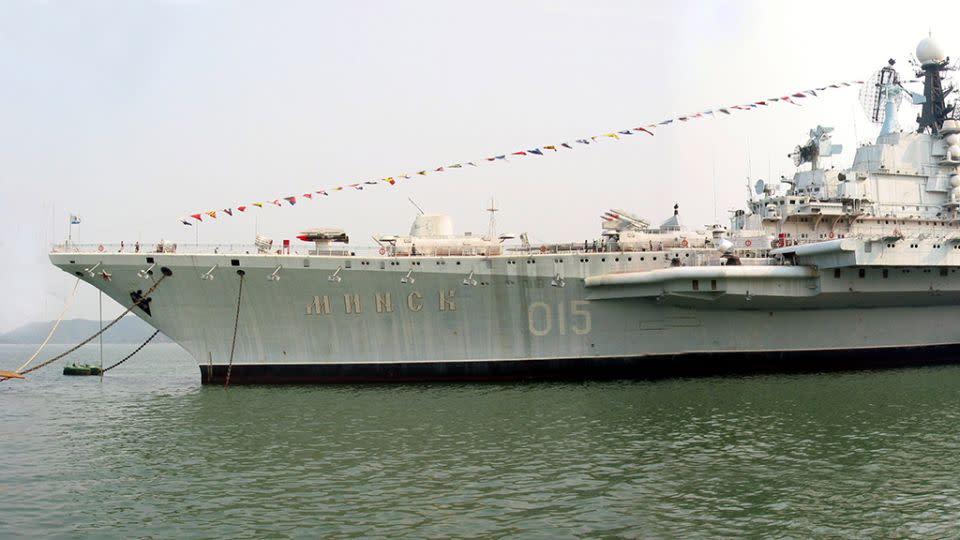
[859,65,902,124]
[790,145,804,167]
[754,179,765,195]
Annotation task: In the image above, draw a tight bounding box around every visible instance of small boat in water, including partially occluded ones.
[62,364,103,376]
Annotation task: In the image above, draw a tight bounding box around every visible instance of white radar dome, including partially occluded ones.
[916,35,946,66]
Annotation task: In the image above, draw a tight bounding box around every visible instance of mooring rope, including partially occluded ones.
[3,274,168,380]
[102,329,161,373]
[16,278,81,373]
[224,270,245,389]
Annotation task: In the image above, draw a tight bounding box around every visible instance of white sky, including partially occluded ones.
[1,0,958,331]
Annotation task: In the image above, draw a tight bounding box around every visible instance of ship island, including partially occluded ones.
[49,36,960,384]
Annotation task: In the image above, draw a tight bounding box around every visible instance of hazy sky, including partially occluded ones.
[2,0,958,331]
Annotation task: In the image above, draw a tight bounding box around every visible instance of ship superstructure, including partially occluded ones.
[49,36,960,383]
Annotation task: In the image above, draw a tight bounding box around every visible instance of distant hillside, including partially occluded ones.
[0,317,171,344]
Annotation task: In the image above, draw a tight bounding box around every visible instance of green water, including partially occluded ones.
[2,344,960,538]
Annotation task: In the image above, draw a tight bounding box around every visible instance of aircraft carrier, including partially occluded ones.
[49,36,960,384]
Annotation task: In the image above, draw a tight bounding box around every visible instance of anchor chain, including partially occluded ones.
[4,274,168,380]
[224,270,245,389]
[102,329,161,373]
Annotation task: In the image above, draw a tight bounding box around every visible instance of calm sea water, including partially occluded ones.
[2,344,960,538]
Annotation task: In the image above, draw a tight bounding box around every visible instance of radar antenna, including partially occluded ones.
[787,126,842,169]
[859,59,903,134]
[754,179,766,196]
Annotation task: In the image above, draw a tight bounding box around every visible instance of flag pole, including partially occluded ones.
[99,289,103,375]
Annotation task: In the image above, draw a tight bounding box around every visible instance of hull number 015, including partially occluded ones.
[527,301,592,336]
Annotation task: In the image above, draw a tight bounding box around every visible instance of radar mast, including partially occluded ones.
[915,34,955,134]
[486,198,498,239]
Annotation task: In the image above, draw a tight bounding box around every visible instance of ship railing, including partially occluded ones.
[51,241,788,260]
[51,242,599,257]
[51,242,263,255]
[50,242,391,256]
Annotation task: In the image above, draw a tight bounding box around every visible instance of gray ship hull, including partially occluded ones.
[49,243,960,384]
